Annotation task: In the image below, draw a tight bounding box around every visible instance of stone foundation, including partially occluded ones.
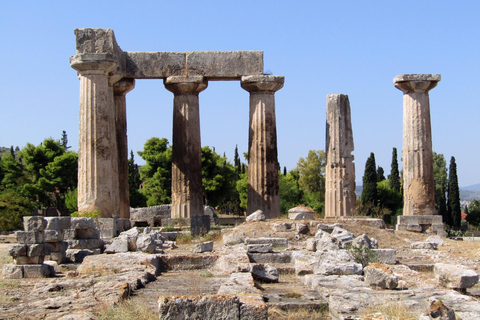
[396,215,446,236]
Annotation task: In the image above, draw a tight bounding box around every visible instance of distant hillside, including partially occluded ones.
[461,183,480,191]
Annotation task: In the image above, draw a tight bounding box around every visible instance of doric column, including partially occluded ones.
[71,55,120,218]
[325,94,356,217]
[241,75,284,219]
[164,76,207,219]
[114,79,135,219]
[394,74,441,216]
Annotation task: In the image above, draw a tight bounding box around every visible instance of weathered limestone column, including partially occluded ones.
[241,75,284,219]
[164,76,207,219]
[325,94,356,217]
[114,79,135,219]
[394,74,440,216]
[71,55,120,218]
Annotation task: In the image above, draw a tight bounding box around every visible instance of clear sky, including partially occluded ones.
[1,1,479,187]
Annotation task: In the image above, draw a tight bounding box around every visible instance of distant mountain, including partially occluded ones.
[461,183,480,191]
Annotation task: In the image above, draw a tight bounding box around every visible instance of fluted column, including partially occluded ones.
[394,74,440,216]
[325,94,356,217]
[164,76,207,219]
[71,56,119,218]
[241,75,284,219]
[114,79,135,219]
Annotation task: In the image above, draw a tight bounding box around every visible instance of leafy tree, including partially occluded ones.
[447,156,461,229]
[388,148,401,193]
[0,189,35,231]
[377,166,386,182]
[0,153,26,189]
[65,188,78,213]
[466,200,480,227]
[296,150,326,213]
[279,170,302,214]
[377,180,402,223]
[433,152,449,225]
[138,137,173,206]
[361,152,378,210]
[201,146,237,207]
[19,138,64,183]
[236,173,248,211]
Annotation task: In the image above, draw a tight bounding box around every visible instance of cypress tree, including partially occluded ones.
[283,166,287,176]
[388,148,401,193]
[361,152,378,207]
[61,130,71,151]
[377,166,386,182]
[447,156,461,229]
[234,145,241,174]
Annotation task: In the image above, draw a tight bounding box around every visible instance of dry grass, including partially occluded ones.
[268,306,328,320]
[0,249,13,268]
[362,300,417,320]
[282,291,302,299]
[96,299,157,320]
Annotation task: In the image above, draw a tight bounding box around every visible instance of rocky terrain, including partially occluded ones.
[0,216,479,320]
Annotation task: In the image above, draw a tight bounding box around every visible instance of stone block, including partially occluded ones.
[14,255,44,265]
[372,249,397,264]
[136,233,157,253]
[411,241,437,250]
[28,244,46,257]
[63,229,76,240]
[23,264,52,278]
[288,205,315,220]
[16,231,44,244]
[434,263,479,289]
[125,52,186,79]
[158,294,240,320]
[364,263,398,289]
[96,218,131,238]
[48,241,68,253]
[186,51,264,80]
[44,230,64,242]
[8,244,27,258]
[306,238,317,251]
[75,228,100,239]
[191,241,214,253]
[314,262,363,276]
[218,273,260,295]
[68,239,103,250]
[247,244,273,253]
[248,252,292,264]
[191,215,210,236]
[23,216,47,232]
[45,217,71,230]
[71,217,95,230]
[48,251,67,264]
[245,237,288,247]
[66,249,94,263]
[104,237,129,254]
[2,264,23,279]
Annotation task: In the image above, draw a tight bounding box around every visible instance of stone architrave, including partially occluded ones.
[394,74,440,216]
[325,94,355,217]
[71,55,120,218]
[241,75,284,219]
[113,79,135,219]
[164,76,207,219]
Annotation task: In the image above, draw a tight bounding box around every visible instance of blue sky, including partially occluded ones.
[1,1,479,186]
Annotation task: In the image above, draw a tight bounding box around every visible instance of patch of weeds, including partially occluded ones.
[176,233,192,245]
[0,251,13,268]
[362,300,416,320]
[71,210,101,219]
[201,230,222,242]
[268,306,328,320]
[96,299,157,320]
[0,280,21,289]
[161,225,176,232]
[346,245,378,268]
[198,270,214,278]
[282,291,302,299]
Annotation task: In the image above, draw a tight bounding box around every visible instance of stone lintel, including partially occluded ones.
[240,75,284,92]
[394,74,441,93]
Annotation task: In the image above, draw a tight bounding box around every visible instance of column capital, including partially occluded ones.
[241,75,284,93]
[70,53,118,75]
[164,76,207,95]
[113,78,135,96]
[393,74,441,93]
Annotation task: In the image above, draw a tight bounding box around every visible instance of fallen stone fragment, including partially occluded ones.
[250,263,279,283]
[434,263,479,290]
[306,238,317,251]
[426,235,445,247]
[223,233,244,246]
[191,241,214,253]
[411,241,438,250]
[429,299,456,320]
[136,233,157,253]
[372,249,397,264]
[364,263,398,289]
[296,223,309,234]
[288,206,315,220]
[270,222,295,232]
[352,234,376,249]
[330,226,356,247]
[66,249,94,263]
[247,244,272,253]
[246,210,265,222]
[104,237,129,253]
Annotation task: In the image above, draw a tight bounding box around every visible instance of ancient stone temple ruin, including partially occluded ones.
[394,74,445,235]
[324,94,356,217]
[70,28,283,233]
